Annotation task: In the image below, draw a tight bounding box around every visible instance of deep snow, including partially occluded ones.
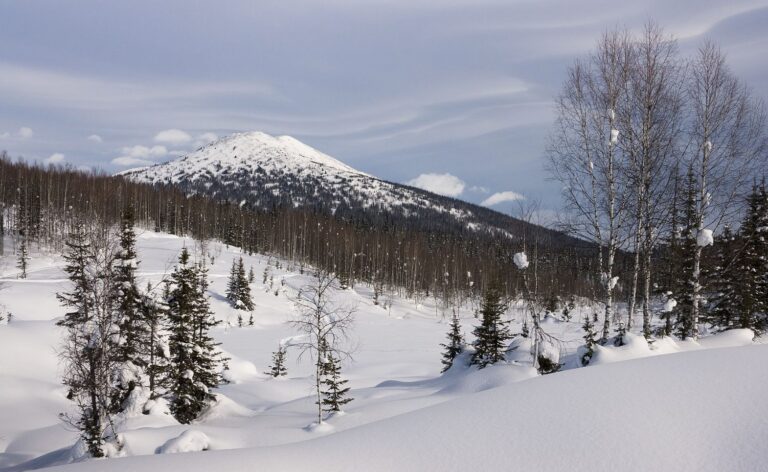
[0,231,764,472]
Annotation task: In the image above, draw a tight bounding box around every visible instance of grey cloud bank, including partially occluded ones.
[1,0,767,215]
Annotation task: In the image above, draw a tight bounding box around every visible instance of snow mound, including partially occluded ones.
[51,345,768,472]
[221,355,261,384]
[197,394,255,422]
[156,430,210,454]
[696,328,754,348]
[304,421,335,434]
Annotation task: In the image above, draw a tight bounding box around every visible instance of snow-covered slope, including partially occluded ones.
[119,132,528,237]
[0,233,764,471]
[46,345,768,472]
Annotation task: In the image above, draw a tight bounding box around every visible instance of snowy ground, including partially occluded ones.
[0,231,764,471]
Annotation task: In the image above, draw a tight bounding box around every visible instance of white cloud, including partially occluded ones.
[405,173,465,197]
[111,156,154,167]
[481,190,526,206]
[154,129,192,145]
[18,127,34,139]
[87,134,103,143]
[45,153,65,164]
[0,131,9,139]
[120,144,168,159]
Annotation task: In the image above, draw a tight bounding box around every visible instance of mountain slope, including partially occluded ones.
[120,132,576,245]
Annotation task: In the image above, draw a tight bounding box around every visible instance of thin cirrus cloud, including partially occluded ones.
[405,173,466,198]
[481,191,526,207]
[87,134,103,143]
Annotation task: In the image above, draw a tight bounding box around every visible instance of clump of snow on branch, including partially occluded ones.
[663,298,677,313]
[697,229,714,247]
[704,140,713,152]
[610,129,619,144]
[600,273,619,290]
[513,252,529,270]
[607,108,615,121]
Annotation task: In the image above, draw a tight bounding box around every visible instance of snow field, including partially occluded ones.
[0,231,764,471]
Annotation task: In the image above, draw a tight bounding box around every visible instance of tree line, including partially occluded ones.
[0,153,605,310]
[547,23,768,342]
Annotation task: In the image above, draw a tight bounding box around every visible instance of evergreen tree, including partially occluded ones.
[56,224,92,331]
[675,166,699,339]
[143,281,169,400]
[267,345,288,378]
[319,352,352,413]
[225,257,254,312]
[111,206,147,411]
[561,295,575,322]
[440,312,464,372]
[225,259,239,306]
[470,286,511,368]
[166,248,223,424]
[710,184,768,334]
[736,183,768,334]
[708,226,740,331]
[248,266,255,284]
[236,257,254,311]
[581,315,597,366]
[57,224,120,457]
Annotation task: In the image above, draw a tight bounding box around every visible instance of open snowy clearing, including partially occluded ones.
[0,231,764,471]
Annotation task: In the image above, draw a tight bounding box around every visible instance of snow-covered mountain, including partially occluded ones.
[120,132,545,240]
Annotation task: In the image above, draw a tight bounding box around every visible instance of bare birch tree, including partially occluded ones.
[683,41,767,338]
[547,29,633,341]
[620,23,685,338]
[291,270,355,425]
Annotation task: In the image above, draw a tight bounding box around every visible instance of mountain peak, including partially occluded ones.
[120,131,547,242]
[193,131,364,176]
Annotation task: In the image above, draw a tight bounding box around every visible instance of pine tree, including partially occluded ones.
[581,315,597,366]
[225,259,239,306]
[143,281,169,400]
[248,266,255,284]
[711,184,768,335]
[736,183,768,334]
[676,166,699,339]
[708,226,740,331]
[470,286,511,368]
[319,352,352,413]
[226,257,254,312]
[440,312,464,372]
[111,206,147,412]
[267,345,288,377]
[166,248,223,424]
[56,224,92,331]
[57,223,120,457]
[236,257,254,311]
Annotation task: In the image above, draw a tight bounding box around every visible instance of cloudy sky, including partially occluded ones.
[1,0,767,218]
